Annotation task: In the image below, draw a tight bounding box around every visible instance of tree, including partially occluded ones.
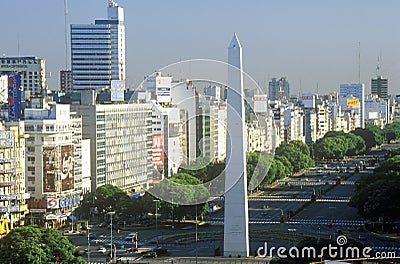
[354,127,378,150]
[350,172,400,220]
[275,142,313,172]
[152,173,209,222]
[0,226,85,264]
[87,184,129,217]
[384,122,400,143]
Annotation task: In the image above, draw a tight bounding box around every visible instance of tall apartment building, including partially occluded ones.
[70,0,126,91]
[24,104,83,227]
[339,83,365,128]
[0,57,46,98]
[269,77,290,101]
[371,75,388,99]
[60,70,72,93]
[71,93,152,193]
[0,121,29,234]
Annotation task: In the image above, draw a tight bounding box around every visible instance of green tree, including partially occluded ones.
[152,173,209,222]
[0,226,85,264]
[89,184,129,216]
[384,122,400,143]
[276,142,313,172]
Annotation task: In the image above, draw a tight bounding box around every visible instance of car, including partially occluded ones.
[98,222,107,228]
[142,251,157,258]
[125,247,138,253]
[97,246,107,253]
[125,233,136,241]
[88,232,96,238]
[317,169,322,174]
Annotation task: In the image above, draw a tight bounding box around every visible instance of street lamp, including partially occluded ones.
[153,199,159,246]
[86,221,91,264]
[195,204,198,264]
[108,211,116,261]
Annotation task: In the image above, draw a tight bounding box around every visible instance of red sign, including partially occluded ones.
[152,134,164,166]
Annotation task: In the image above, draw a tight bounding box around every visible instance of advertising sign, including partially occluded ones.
[46,195,80,209]
[346,98,359,108]
[152,134,164,166]
[43,146,57,193]
[60,145,74,191]
[111,80,125,101]
[7,74,22,119]
[47,198,59,209]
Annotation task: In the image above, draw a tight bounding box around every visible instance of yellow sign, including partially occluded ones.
[0,220,10,236]
[347,98,359,107]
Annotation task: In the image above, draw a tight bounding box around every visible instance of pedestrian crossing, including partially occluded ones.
[206,218,367,226]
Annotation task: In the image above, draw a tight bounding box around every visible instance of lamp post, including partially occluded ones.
[195,204,198,264]
[153,199,159,246]
[108,211,116,261]
[86,221,91,264]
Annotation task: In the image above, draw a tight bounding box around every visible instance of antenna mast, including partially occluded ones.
[358,41,361,83]
[64,0,68,69]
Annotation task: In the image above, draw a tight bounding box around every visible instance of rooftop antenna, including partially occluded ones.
[376,51,382,77]
[64,0,68,69]
[358,41,361,84]
[316,81,319,95]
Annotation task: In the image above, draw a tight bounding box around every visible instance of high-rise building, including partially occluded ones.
[60,70,72,93]
[0,56,46,98]
[371,75,388,99]
[70,0,125,91]
[339,83,365,128]
[269,77,290,101]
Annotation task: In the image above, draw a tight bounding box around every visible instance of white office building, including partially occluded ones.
[71,95,152,193]
[70,0,126,90]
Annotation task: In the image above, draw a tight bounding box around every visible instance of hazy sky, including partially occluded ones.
[2,0,400,95]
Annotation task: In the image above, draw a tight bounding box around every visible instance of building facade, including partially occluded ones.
[70,1,126,91]
[269,77,290,101]
[371,75,388,99]
[72,100,152,193]
[24,104,82,227]
[60,70,73,93]
[0,57,46,98]
[339,83,365,128]
[0,121,29,235]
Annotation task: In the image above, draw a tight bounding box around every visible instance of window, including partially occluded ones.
[27,186,35,192]
[27,157,35,162]
[28,177,35,182]
[27,167,35,172]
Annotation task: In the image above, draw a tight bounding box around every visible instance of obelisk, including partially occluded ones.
[223,33,249,257]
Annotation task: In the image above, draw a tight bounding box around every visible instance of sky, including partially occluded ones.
[2,0,400,95]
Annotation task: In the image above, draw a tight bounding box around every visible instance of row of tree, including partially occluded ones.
[248,140,313,189]
[314,123,400,160]
[350,153,400,221]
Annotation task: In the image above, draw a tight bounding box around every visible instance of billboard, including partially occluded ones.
[111,80,125,101]
[152,134,164,166]
[7,74,22,119]
[346,98,359,108]
[43,146,57,193]
[61,145,74,191]
[47,195,80,209]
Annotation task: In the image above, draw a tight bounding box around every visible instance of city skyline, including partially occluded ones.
[1,0,400,95]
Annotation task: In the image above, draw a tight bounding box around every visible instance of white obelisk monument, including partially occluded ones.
[223,33,249,257]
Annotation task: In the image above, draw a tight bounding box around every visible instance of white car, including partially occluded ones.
[97,246,107,253]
